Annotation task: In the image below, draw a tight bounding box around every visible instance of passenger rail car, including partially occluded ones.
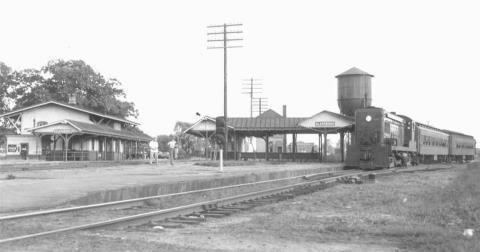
[444,130,476,162]
[346,107,476,170]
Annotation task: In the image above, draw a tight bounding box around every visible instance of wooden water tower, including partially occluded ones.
[336,67,373,117]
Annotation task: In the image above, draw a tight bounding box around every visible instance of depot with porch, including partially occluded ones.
[0,100,151,161]
[185,108,354,162]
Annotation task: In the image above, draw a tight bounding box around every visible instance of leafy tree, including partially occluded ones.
[174,121,195,153]
[156,134,173,152]
[7,59,138,119]
[0,62,13,114]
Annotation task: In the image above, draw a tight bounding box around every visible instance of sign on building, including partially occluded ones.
[315,121,335,127]
[8,144,17,153]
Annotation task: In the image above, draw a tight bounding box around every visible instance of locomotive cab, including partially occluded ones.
[346,107,391,169]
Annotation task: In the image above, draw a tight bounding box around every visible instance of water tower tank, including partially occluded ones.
[336,67,373,117]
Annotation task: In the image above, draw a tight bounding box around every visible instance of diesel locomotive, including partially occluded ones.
[346,107,476,170]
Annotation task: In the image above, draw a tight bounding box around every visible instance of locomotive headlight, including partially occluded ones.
[365,115,372,122]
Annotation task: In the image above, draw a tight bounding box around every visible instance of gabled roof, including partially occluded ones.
[256,109,283,119]
[0,101,139,126]
[30,119,151,141]
[182,116,234,134]
[335,67,374,78]
[227,117,307,131]
[184,110,355,137]
[308,110,354,122]
[298,110,354,129]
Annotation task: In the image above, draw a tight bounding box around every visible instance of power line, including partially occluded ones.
[207,23,243,152]
[241,77,263,118]
[252,97,268,116]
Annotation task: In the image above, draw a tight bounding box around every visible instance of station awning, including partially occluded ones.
[184,110,354,137]
[29,120,152,141]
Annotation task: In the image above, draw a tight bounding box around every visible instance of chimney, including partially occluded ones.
[283,105,287,118]
[68,93,77,105]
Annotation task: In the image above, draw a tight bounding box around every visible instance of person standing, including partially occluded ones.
[149,138,159,164]
[167,137,176,166]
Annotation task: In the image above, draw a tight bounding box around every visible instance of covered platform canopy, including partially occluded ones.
[184,109,354,162]
[31,119,151,161]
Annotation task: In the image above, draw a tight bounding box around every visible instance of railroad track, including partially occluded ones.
[0,165,451,245]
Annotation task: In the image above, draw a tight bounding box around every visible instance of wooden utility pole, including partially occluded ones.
[253,97,268,116]
[242,78,262,118]
[207,23,243,152]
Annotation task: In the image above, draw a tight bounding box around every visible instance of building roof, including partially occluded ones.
[227,117,307,132]
[0,101,139,126]
[184,110,354,137]
[335,67,374,78]
[256,109,283,119]
[31,119,151,141]
[298,110,354,131]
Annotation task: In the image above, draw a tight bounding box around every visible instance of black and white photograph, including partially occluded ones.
[0,0,479,251]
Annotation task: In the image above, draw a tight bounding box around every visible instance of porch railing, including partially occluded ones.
[44,151,147,161]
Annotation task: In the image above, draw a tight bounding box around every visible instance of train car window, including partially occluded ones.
[385,122,390,134]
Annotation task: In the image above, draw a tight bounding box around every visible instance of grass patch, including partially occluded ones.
[221,164,480,251]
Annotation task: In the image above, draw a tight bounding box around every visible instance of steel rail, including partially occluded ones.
[0,166,449,244]
[0,171,362,244]
[0,170,348,221]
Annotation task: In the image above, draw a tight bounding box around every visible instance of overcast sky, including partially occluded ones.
[1,0,479,142]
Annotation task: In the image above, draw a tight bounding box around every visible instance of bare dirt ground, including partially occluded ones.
[0,161,339,213]
[2,164,479,252]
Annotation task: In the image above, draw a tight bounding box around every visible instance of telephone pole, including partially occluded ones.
[253,97,268,116]
[207,23,243,153]
[241,78,262,118]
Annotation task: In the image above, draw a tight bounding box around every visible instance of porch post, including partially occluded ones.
[292,133,297,161]
[63,135,67,161]
[265,135,269,161]
[104,136,107,160]
[80,136,84,161]
[340,132,345,162]
[318,134,322,161]
[323,133,328,162]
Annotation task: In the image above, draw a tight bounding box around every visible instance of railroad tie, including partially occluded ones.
[177,216,207,222]
[155,222,184,229]
[168,218,203,225]
[217,207,243,212]
[201,213,227,218]
[202,210,233,215]
[276,194,295,199]
[220,205,254,210]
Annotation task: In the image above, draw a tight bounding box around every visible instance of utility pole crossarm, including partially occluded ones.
[207,39,243,42]
[207,23,243,156]
[207,31,243,35]
[207,23,242,28]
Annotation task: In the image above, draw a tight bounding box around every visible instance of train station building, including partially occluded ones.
[184,108,354,162]
[185,67,374,162]
[0,99,151,161]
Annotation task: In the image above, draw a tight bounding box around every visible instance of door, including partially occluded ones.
[20,143,29,160]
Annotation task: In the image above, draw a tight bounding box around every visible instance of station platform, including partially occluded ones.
[0,161,343,214]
